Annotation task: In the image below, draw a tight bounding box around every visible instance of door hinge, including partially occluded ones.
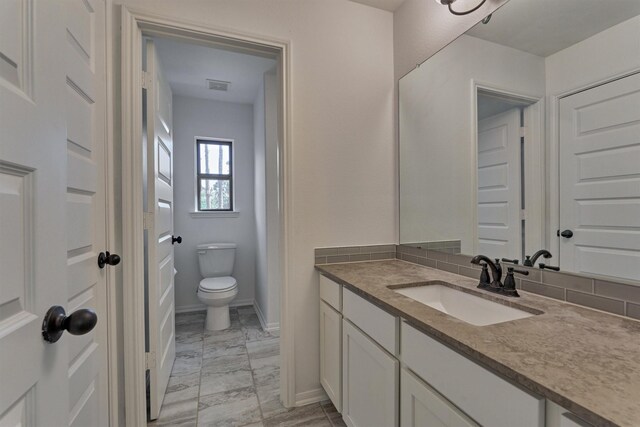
[520,209,527,220]
[143,212,153,230]
[145,352,156,369]
[520,126,526,138]
[141,71,150,90]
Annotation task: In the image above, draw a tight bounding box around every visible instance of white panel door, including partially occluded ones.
[477,109,522,259]
[64,0,110,425]
[342,320,398,427]
[0,1,109,426]
[559,73,640,280]
[145,39,177,421]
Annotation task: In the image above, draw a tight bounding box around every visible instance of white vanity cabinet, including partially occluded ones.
[320,300,342,411]
[402,322,545,427]
[319,276,343,412]
[401,368,478,427]
[342,319,399,427]
[318,274,589,427]
[546,400,594,427]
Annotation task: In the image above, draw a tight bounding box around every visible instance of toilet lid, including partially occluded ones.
[199,276,237,292]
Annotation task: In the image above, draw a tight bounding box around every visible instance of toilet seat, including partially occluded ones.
[199,276,237,293]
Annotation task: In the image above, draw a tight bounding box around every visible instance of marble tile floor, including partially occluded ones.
[149,306,346,427]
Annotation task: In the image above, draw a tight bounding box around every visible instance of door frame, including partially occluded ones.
[470,80,545,257]
[120,8,294,425]
[547,68,640,266]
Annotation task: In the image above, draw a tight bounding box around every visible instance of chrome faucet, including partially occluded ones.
[523,249,552,267]
[470,255,502,289]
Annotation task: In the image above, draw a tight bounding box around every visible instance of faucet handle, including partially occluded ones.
[501,267,528,297]
[539,263,560,272]
[477,263,490,289]
[501,258,519,265]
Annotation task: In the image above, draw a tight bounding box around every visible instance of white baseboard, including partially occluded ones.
[254,300,280,332]
[175,298,254,314]
[231,298,254,308]
[175,304,206,314]
[295,388,328,406]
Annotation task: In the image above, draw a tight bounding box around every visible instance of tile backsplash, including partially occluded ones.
[314,244,640,322]
[400,240,461,254]
[314,245,396,265]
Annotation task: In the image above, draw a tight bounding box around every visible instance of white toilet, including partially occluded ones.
[196,243,239,331]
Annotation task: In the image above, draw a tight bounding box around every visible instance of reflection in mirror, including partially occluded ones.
[399,0,640,282]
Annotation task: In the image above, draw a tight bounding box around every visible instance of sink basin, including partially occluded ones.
[393,284,535,326]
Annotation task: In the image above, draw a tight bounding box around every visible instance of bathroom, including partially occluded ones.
[1,0,639,427]
[140,35,284,423]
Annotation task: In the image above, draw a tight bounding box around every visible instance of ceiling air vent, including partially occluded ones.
[206,79,231,91]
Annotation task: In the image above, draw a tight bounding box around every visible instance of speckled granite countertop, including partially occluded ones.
[315,260,640,427]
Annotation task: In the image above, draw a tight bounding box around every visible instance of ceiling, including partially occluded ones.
[154,37,277,104]
[349,0,406,12]
[467,0,640,57]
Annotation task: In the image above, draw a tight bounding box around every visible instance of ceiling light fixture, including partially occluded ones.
[434,0,487,16]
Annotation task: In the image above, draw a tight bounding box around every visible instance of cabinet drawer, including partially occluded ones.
[320,275,342,311]
[343,287,398,355]
[402,322,544,427]
[343,319,399,427]
[401,368,478,427]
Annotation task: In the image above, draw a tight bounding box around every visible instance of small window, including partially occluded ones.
[196,139,233,211]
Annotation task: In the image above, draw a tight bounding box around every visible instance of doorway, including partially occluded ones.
[121,10,292,426]
[473,85,545,261]
[142,34,282,424]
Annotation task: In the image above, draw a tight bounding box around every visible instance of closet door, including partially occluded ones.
[559,73,640,280]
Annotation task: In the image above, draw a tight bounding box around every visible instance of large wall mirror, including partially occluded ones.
[399,0,640,282]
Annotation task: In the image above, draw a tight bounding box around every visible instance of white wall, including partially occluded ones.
[112,0,395,402]
[545,15,640,96]
[254,69,281,330]
[172,95,256,311]
[399,35,545,254]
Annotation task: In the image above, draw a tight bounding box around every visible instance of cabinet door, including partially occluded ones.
[343,320,399,427]
[320,301,342,412]
[546,400,594,427]
[401,369,478,427]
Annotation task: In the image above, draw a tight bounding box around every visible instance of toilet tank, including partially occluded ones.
[197,243,236,277]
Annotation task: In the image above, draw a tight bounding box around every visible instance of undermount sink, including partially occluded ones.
[393,283,537,326]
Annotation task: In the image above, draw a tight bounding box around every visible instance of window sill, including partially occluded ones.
[189,211,240,219]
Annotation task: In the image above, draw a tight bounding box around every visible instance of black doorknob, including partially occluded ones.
[98,251,121,269]
[560,230,574,238]
[42,306,98,343]
[172,235,182,245]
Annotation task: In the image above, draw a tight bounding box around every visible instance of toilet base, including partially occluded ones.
[205,305,231,331]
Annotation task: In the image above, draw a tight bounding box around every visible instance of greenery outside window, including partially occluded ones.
[197,139,233,211]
